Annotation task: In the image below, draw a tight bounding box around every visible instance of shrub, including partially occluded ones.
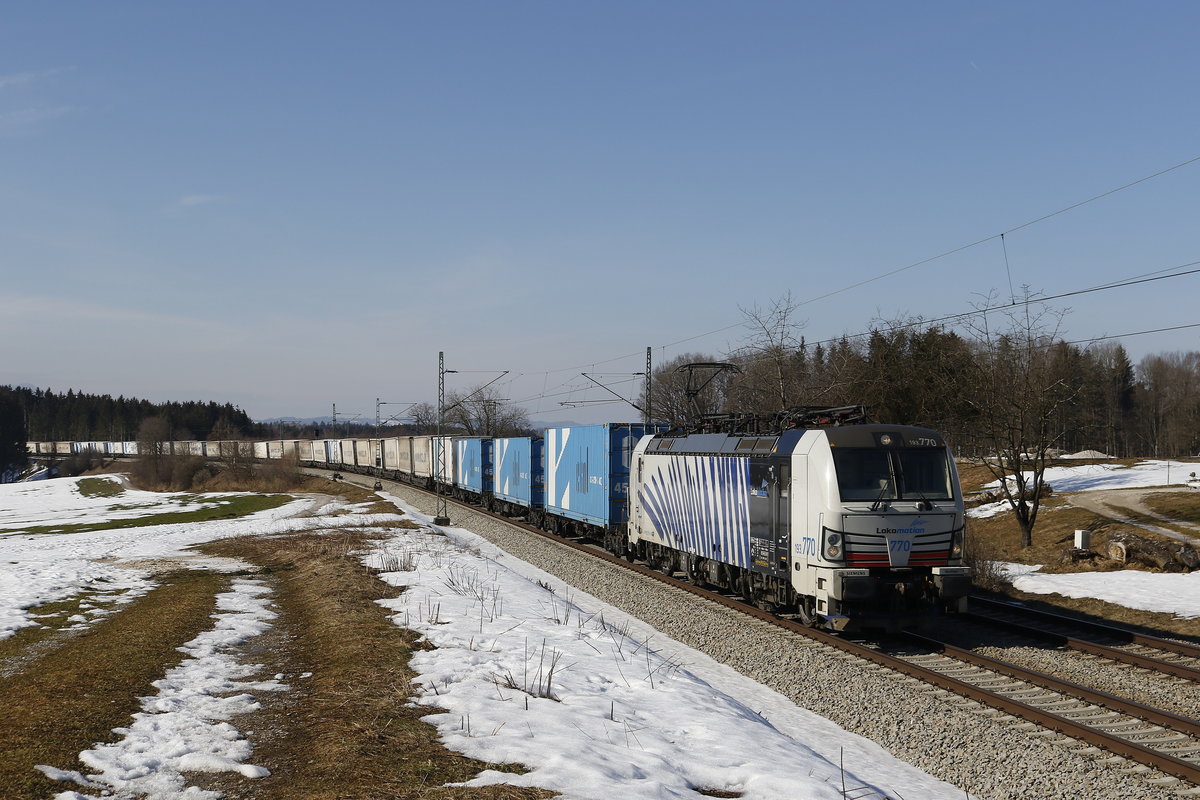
[962,525,1011,592]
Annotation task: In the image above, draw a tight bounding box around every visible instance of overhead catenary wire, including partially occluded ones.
[1064,321,1200,348]
[797,259,1200,352]
[479,154,1200,411]
[508,259,1200,410]
[538,153,1200,371]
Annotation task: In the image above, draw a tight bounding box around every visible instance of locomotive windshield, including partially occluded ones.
[832,447,954,502]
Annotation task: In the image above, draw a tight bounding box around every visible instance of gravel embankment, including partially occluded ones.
[371,478,1191,800]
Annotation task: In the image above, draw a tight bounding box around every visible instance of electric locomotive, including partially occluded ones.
[627,408,970,631]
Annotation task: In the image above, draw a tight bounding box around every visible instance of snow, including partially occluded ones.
[0,475,976,799]
[7,466,1200,796]
[979,458,1199,494]
[370,496,968,800]
[966,459,1200,619]
[0,477,397,641]
[967,458,1200,518]
[1001,562,1200,620]
[37,580,287,799]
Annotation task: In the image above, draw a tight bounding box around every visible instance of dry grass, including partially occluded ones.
[3,473,550,798]
[0,589,137,679]
[1141,491,1200,525]
[964,498,1118,564]
[196,529,554,800]
[955,460,999,496]
[959,464,1200,640]
[0,571,228,798]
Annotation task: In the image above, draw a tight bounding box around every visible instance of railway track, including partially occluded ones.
[329,466,1200,791]
[887,630,1200,788]
[967,595,1200,681]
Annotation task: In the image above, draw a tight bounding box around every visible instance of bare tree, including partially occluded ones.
[637,352,732,426]
[959,290,1077,548]
[408,403,438,433]
[134,415,171,487]
[443,385,530,437]
[1137,351,1200,458]
[208,418,252,480]
[726,291,807,413]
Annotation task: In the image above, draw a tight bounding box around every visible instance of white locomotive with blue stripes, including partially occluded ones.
[628,415,970,630]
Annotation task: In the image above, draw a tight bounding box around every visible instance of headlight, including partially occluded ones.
[823,531,843,560]
[951,529,963,559]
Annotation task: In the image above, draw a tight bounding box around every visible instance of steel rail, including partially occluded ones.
[971,595,1200,660]
[326,465,1200,786]
[901,630,1200,738]
[964,603,1200,683]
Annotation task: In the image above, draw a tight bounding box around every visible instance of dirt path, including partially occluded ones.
[1068,487,1200,546]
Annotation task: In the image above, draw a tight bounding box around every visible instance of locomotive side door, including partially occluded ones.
[748,459,790,576]
[774,463,790,573]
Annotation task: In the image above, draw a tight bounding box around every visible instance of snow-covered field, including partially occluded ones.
[1,476,965,799]
[369,497,966,800]
[967,458,1200,518]
[966,458,1200,618]
[1000,562,1200,619]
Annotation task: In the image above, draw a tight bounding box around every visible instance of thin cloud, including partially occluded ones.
[0,293,235,336]
[0,106,74,132]
[0,68,70,90]
[177,194,226,208]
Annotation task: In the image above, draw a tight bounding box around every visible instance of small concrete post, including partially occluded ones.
[1074,529,1091,550]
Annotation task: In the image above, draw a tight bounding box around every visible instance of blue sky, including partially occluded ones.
[3,2,1198,424]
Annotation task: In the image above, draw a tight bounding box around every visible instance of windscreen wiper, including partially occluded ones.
[894,458,933,511]
[869,478,892,511]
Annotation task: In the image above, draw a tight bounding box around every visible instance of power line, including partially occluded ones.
[543,153,1200,375]
[797,259,1200,351]
[496,154,1200,409]
[1064,322,1200,347]
[508,258,1200,410]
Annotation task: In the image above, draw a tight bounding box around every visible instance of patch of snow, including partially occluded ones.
[370,498,969,800]
[39,579,285,799]
[979,459,1200,495]
[1062,450,1112,459]
[1000,562,1200,619]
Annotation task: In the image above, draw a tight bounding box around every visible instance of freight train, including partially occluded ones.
[27,410,970,631]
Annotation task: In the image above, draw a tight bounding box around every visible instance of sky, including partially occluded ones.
[3,2,1199,425]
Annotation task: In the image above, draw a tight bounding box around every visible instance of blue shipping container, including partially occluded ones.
[492,437,544,509]
[544,423,667,529]
[453,438,493,495]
